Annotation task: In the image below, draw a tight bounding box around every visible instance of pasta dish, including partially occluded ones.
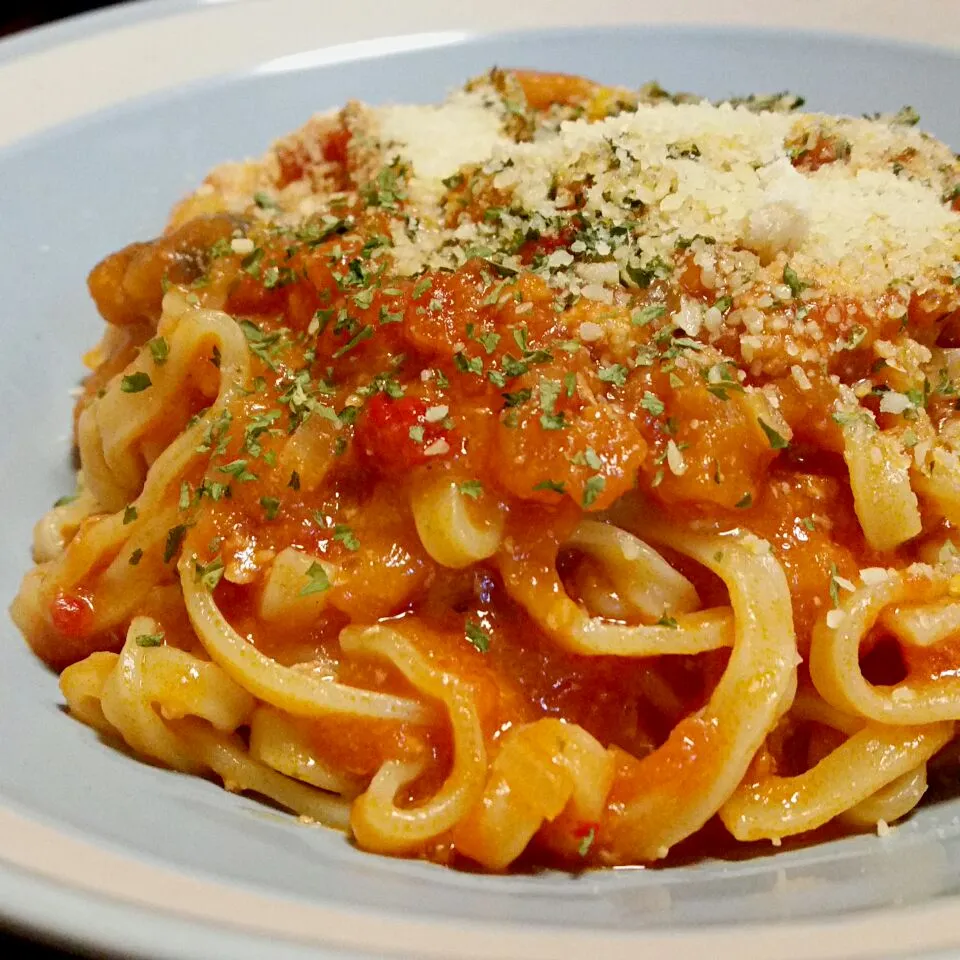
[13,70,960,869]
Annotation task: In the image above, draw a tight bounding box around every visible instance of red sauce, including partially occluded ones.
[71,198,956,865]
[49,591,95,640]
[46,68,960,870]
[355,393,450,470]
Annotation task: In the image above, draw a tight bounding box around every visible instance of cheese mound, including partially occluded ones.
[170,71,960,374]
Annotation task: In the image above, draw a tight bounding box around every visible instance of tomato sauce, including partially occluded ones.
[49,68,960,868]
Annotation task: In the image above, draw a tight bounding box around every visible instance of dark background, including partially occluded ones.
[0,0,125,37]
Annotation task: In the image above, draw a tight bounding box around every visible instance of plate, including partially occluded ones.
[2,2,960,958]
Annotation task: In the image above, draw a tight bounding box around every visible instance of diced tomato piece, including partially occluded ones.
[788,133,850,172]
[50,591,94,640]
[284,280,321,332]
[495,395,646,511]
[516,223,579,264]
[401,268,485,357]
[225,271,288,316]
[275,143,308,188]
[322,127,351,165]
[354,393,450,471]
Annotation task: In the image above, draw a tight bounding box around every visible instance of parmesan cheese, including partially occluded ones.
[423,439,450,457]
[826,609,846,629]
[376,91,510,183]
[879,391,913,415]
[424,405,449,423]
[859,567,890,586]
[177,70,960,388]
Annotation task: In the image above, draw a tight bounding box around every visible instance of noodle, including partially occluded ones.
[181,560,429,723]
[809,565,960,724]
[13,68,960,871]
[597,513,799,860]
[340,624,487,854]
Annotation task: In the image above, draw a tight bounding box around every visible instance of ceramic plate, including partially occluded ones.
[2,2,960,957]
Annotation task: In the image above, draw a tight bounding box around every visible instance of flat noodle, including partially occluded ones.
[453,718,615,869]
[340,624,487,854]
[720,687,952,843]
[499,522,734,657]
[180,561,429,723]
[13,68,960,872]
[32,485,99,563]
[840,413,922,553]
[721,710,951,841]
[78,297,251,512]
[11,302,253,664]
[410,475,504,569]
[882,597,960,648]
[596,514,798,860]
[248,706,365,796]
[173,719,353,831]
[912,442,960,528]
[839,765,929,829]
[809,565,960,724]
[59,651,117,735]
[98,618,229,773]
[566,520,700,618]
[61,618,350,829]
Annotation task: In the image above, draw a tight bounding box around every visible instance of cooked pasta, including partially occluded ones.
[13,69,960,869]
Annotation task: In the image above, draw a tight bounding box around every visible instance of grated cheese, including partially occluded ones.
[423,438,450,457]
[879,391,913,415]
[424,405,449,423]
[578,322,604,342]
[859,567,890,585]
[666,440,687,476]
[826,609,846,629]
[176,71,960,391]
[376,91,510,183]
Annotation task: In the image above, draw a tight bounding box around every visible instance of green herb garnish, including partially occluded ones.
[120,372,152,393]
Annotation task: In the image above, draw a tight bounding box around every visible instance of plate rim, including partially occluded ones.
[0,0,957,147]
[4,2,960,958]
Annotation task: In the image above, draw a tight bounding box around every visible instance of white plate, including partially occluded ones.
[2,2,960,957]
